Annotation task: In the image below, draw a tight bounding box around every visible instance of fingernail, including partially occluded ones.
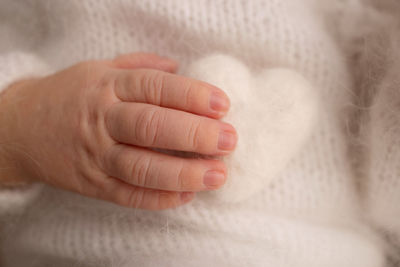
[203,170,226,189]
[218,127,237,151]
[180,192,195,202]
[210,92,229,113]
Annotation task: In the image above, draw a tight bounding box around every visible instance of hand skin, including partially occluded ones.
[0,52,237,210]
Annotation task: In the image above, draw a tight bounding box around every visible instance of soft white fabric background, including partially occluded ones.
[0,0,398,266]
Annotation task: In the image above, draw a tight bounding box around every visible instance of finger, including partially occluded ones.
[109,52,178,73]
[103,144,227,192]
[115,68,230,118]
[105,102,237,155]
[99,176,195,210]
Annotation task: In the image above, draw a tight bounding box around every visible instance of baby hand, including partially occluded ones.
[0,53,237,210]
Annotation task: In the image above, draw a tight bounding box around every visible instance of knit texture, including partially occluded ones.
[0,0,393,266]
[351,1,400,264]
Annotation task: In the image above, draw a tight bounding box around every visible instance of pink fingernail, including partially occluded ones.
[203,170,226,189]
[218,125,237,151]
[210,92,229,113]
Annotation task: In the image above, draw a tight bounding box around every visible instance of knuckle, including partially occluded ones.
[176,162,186,190]
[150,72,165,105]
[182,80,195,108]
[127,188,145,209]
[134,108,164,146]
[139,71,164,105]
[138,71,152,92]
[187,120,203,150]
[176,162,199,191]
[130,155,152,187]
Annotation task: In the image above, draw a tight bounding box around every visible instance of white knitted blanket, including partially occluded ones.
[0,0,398,266]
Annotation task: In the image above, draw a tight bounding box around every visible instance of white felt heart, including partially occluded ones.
[185,54,319,203]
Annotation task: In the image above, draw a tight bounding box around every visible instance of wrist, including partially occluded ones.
[0,146,34,187]
[0,79,39,187]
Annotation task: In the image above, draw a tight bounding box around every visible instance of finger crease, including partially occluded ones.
[143,156,153,188]
[148,110,163,147]
[176,161,185,191]
[188,121,200,150]
[150,73,164,106]
[183,84,191,109]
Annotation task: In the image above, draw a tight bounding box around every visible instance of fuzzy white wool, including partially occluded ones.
[186,54,318,202]
[0,0,392,266]
[361,15,400,262]
[366,59,400,263]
